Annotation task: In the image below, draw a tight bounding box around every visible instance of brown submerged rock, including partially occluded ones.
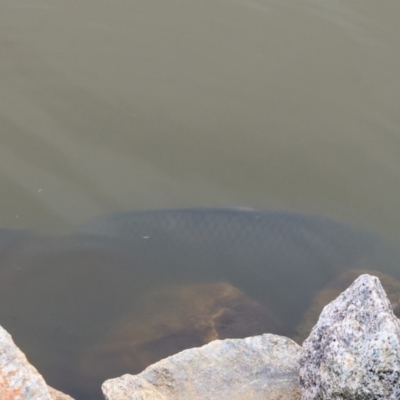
[294,269,400,343]
[79,282,282,396]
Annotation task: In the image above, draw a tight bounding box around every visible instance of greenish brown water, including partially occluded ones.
[1,0,400,238]
[1,0,400,399]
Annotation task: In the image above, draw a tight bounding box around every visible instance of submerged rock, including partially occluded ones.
[80,282,281,396]
[102,333,301,400]
[294,269,400,343]
[299,274,400,399]
[0,324,73,400]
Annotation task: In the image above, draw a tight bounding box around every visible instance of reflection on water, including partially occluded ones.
[0,208,400,398]
[1,0,400,398]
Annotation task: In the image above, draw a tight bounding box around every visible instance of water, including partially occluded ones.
[1,0,400,237]
[2,208,400,398]
[1,0,400,398]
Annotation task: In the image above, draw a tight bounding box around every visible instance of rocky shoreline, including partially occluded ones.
[2,273,400,399]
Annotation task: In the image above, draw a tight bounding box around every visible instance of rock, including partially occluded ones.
[0,323,51,399]
[47,386,75,400]
[299,274,400,399]
[79,282,281,396]
[294,269,400,343]
[102,333,301,400]
[0,324,74,400]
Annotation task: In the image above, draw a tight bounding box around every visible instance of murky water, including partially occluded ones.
[1,0,400,398]
[1,0,400,237]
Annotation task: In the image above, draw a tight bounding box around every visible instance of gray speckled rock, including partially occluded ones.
[102,333,301,400]
[299,274,400,399]
[0,324,52,399]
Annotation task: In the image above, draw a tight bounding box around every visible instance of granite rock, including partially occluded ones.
[0,323,74,400]
[0,323,51,399]
[299,273,400,399]
[102,333,301,400]
[47,386,75,400]
[294,269,400,343]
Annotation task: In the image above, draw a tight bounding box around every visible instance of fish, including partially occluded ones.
[1,207,399,329]
[78,207,400,321]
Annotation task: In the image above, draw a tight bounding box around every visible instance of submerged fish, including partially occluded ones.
[79,207,400,319]
[1,207,399,331]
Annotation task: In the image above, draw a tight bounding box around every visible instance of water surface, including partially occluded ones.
[1,0,400,237]
[1,0,400,398]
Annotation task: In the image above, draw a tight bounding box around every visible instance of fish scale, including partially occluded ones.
[78,208,400,316]
[79,208,386,263]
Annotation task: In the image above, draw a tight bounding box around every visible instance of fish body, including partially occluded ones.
[1,207,398,325]
[78,208,400,322]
